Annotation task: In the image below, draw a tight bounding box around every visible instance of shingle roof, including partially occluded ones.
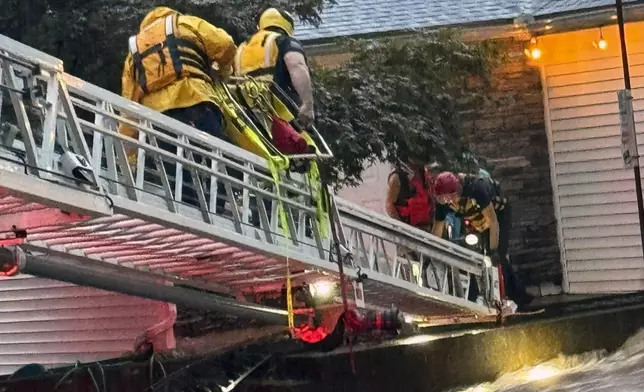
[295,0,638,42]
[533,0,619,15]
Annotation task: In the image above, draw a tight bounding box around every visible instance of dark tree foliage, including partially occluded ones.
[0,0,329,93]
[313,31,500,188]
[0,1,496,189]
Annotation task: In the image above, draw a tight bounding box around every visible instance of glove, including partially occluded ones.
[211,62,233,82]
[297,103,315,129]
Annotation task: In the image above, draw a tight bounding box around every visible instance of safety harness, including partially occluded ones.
[454,176,507,232]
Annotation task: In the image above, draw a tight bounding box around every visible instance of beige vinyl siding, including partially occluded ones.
[0,274,174,375]
[541,22,644,293]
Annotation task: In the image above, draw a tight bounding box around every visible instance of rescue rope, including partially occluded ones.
[285,256,295,333]
[326,186,357,374]
[237,77,330,240]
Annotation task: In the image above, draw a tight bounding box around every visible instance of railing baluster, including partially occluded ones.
[135,120,148,189]
[0,57,39,174]
[39,72,60,173]
[174,135,185,202]
[148,134,177,213]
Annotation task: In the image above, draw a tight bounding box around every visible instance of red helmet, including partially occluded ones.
[434,172,460,195]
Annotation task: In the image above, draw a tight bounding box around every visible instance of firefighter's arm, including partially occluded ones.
[121,55,136,103]
[385,174,402,221]
[431,204,447,238]
[482,204,499,251]
[284,51,314,109]
[431,219,445,238]
[193,17,237,77]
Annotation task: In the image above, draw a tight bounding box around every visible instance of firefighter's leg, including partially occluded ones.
[162,102,230,210]
[496,205,533,308]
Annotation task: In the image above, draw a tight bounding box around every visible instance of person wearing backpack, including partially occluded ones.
[234,7,314,129]
[431,171,533,310]
[120,7,236,140]
[119,7,237,211]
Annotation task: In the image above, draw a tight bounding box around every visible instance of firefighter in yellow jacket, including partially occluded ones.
[120,7,237,141]
[234,7,315,128]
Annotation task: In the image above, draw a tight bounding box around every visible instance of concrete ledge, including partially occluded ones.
[265,300,644,392]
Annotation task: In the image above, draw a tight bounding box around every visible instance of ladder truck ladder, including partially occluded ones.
[0,33,501,328]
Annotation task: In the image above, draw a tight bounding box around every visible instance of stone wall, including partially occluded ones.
[308,36,562,287]
[461,38,561,286]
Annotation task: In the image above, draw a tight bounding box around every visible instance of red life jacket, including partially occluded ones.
[391,167,434,227]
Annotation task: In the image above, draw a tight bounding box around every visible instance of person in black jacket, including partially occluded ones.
[432,171,533,310]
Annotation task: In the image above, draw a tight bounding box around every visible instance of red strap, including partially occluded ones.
[497,264,506,299]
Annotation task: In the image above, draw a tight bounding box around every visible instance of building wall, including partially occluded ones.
[461,38,561,286]
[309,36,562,288]
[0,274,176,375]
[336,162,392,216]
[539,22,644,293]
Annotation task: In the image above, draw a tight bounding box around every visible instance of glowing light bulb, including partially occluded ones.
[524,37,541,60]
[594,27,607,51]
[598,38,608,50]
[310,280,334,298]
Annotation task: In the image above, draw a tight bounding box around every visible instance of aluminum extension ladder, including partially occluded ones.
[0,33,500,328]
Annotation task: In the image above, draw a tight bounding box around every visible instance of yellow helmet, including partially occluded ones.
[257,8,295,36]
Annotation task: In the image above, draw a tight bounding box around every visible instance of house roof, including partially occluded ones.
[294,0,638,42]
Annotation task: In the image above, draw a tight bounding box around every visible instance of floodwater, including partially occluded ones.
[453,328,644,392]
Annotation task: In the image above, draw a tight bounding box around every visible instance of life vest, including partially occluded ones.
[391,167,433,227]
[455,177,507,232]
[233,32,314,158]
[234,30,281,80]
[128,14,212,96]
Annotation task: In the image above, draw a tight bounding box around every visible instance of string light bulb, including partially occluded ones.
[593,27,608,50]
[524,37,542,60]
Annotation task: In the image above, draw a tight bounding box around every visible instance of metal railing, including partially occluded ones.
[0,32,499,318]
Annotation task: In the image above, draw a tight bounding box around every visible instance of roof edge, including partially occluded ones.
[302,17,522,52]
[529,0,644,36]
[301,0,644,51]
